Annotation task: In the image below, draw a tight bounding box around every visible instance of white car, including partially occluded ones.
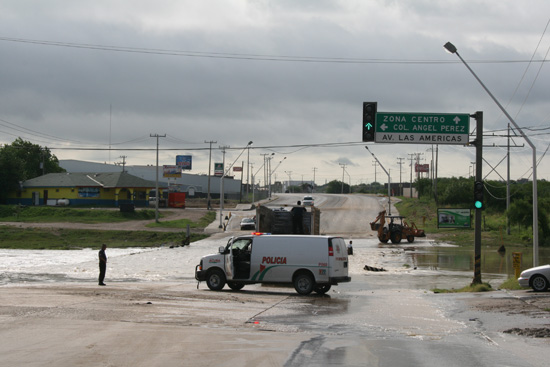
[240,218,256,230]
[302,196,314,206]
[518,264,550,292]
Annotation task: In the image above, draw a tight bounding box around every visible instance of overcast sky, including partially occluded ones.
[1,0,549,187]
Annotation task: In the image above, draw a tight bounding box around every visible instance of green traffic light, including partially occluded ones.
[475,201,483,209]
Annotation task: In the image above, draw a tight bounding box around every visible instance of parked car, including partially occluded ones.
[240,217,256,230]
[518,264,550,292]
[302,196,314,206]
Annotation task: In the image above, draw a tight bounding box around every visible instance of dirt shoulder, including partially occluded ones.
[464,289,550,337]
[0,208,211,232]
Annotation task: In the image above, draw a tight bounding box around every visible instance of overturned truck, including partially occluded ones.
[256,205,321,235]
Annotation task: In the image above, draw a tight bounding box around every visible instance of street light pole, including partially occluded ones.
[365,146,392,215]
[218,142,253,230]
[218,146,228,229]
[444,41,539,267]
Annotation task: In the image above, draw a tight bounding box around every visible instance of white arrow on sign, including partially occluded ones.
[453,116,461,124]
[380,123,388,131]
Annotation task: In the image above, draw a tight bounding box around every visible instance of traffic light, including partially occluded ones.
[362,102,377,142]
[474,181,484,209]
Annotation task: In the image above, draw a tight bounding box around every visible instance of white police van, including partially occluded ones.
[195,234,351,295]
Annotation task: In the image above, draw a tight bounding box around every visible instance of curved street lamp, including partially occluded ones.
[219,141,253,229]
[444,41,539,267]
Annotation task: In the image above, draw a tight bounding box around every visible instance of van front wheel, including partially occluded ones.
[294,272,314,295]
[206,269,226,291]
[228,282,245,291]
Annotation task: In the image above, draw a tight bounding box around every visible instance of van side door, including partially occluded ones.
[225,237,253,280]
[223,238,235,280]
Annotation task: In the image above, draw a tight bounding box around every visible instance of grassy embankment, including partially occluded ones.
[395,196,530,290]
[395,196,531,248]
[0,205,215,250]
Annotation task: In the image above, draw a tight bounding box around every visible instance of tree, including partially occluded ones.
[326,180,350,194]
[0,138,65,203]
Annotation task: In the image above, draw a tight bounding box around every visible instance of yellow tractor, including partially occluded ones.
[370,210,426,244]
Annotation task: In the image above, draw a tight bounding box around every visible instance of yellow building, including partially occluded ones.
[8,172,158,207]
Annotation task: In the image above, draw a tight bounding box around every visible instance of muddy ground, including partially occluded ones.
[466,291,550,337]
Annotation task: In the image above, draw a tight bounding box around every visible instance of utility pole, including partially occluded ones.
[204,140,217,210]
[285,171,292,193]
[250,164,255,204]
[339,163,346,194]
[397,157,405,196]
[408,153,414,198]
[260,153,270,194]
[246,144,251,202]
[119,155,127,172]
[150,133,166,223]
[312,167,317,193]
[267,156,273,199]
[415,152,424,181]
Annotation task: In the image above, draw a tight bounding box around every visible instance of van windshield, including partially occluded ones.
[232,239,252,252]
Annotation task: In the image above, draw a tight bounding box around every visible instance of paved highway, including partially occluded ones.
[2,194,549,366]
[230,193,393,237]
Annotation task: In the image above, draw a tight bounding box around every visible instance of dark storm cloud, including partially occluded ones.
[0,0,549,182]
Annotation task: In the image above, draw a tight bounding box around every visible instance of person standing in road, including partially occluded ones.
[98,244,107,286]
[291,201,307,234]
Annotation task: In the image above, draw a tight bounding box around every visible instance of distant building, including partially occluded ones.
[6,160,249,207]
[7,171,156,207]
[59,159,243,198]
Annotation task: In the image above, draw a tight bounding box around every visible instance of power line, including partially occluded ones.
[1,36,550,65]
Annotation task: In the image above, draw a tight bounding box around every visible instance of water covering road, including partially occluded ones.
[1,193,549,366]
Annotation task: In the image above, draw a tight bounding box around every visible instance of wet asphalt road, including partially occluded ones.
[1,193,549,366]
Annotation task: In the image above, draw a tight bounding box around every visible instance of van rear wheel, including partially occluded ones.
[206,268,226,291]
[228,282,245,291]
[294,272,314,295]
[314,284,331,294]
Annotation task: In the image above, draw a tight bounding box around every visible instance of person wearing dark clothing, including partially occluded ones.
[291,201,307,234]
[98,244,107,286]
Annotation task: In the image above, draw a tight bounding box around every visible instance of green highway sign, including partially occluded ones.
[375,112,470,145]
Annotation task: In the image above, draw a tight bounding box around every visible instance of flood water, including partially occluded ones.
[401,241,550,277]
[0,235,548,288]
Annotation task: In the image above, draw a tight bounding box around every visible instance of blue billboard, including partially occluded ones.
[176,155,192,170]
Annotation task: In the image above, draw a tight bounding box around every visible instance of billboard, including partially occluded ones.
[176,155,192,170]
[437,208,471,228]
[415,163,429,173]
[163,165,182,178]
[233,166,243,172]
